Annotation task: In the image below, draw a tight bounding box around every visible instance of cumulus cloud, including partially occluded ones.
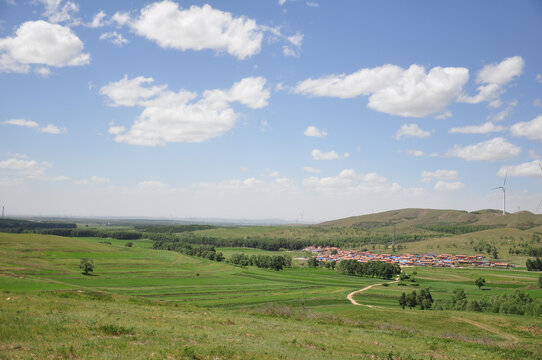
[510,114,542,142]
[434,181,465,192]
[421,170,458,183]
[445,137,520,161]
[2,118,66,134]
[129,1,263,59]
[459,56,524,105]
[304,126,327,137]
[394,123,431,140]
[449,122,506,134]
[497,160,542,178]
[0,20,89,74]
[295,64,469,117]
[99,32,129,46]
[306,2,319,7]
[311,149,350,160]
[100,75,269,146]
[434,111,452,120]
[302,166,321,173]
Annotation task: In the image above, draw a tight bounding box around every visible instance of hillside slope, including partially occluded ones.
[318,208,542,230]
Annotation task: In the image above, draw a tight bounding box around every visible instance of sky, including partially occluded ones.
[0,0,541,222]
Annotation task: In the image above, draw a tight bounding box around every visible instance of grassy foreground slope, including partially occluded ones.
[1,233,542,359]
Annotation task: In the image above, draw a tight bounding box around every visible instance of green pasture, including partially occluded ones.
[1,232,542,359]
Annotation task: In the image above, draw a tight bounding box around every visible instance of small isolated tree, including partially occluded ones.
[125,242,133,247]
[475,277,486,289]
[80,258,94,275]
[399,292,407,309]
[538,274,542,289]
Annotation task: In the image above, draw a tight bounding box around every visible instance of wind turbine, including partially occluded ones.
[536,161,542,214]
[493,169,508,215]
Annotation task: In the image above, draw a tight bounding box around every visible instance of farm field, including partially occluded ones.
[1,232,542,359]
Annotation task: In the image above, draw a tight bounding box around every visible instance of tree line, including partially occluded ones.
[0,218,76,232]
[36,228,143,240]
[152,241,225,262]
[335,259,401,280]
[228,253,292,271]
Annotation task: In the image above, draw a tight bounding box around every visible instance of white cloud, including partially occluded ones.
[101,75,269,146]
[137,180,170,190]
[449,121,506,134]
[406,149,425,157]
[75,176,110,186]
[0,158,51,178]
[99,32,129,46]
[304,126,327,137]
[446,137,520,161]
[295,64,469,117]
[306,2,319,7]
[394,123,431,140]
[100,75,168,107]
[434,181,465,192]
[260,119,270,132]
[302,166,321,173]
[130,1,263,60]
[108,126,125,135]
[0,20,89,74]
[497,160,542,178]
[40,124,66,134]
[311,149,349,160]
[510,114,542,142]
[38,0,79,24]
[283,32,303,57]
[88,10,107,28]
[421,170,458,183]
[278,0,287,5]
[434,111,452,120]
[489,99,517,122]
[2,119,39,128]
[2,118,66,134]
[459,56,524,104]
[303,169,420,197]
[112,12,131,26]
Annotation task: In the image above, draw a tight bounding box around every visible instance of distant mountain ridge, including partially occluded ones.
[318,208,542,231]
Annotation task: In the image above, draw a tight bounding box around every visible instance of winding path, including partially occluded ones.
[347,277,400,307]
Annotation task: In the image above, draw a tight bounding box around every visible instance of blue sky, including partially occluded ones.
[0,0,541,221]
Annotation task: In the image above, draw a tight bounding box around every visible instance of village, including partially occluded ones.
[304,246,514,268]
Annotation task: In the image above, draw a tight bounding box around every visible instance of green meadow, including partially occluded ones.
[1,232,542,359]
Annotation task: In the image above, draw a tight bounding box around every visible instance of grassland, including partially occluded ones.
[1,232,542,359]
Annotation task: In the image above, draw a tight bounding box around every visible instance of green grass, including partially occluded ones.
[1,232,542,359]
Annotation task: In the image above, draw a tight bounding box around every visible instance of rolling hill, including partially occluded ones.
[318,208,542,230]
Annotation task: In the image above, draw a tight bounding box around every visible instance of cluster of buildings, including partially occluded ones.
[304,246,513,268]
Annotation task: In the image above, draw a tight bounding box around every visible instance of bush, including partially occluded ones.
[125,242,133,247]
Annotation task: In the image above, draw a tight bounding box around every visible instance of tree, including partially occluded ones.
[125,242,133,247]
[80,258,94,275]
[399,292,407,309]
[538,274,542,289]
[475,277,486,289]
[406,291,417,309]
